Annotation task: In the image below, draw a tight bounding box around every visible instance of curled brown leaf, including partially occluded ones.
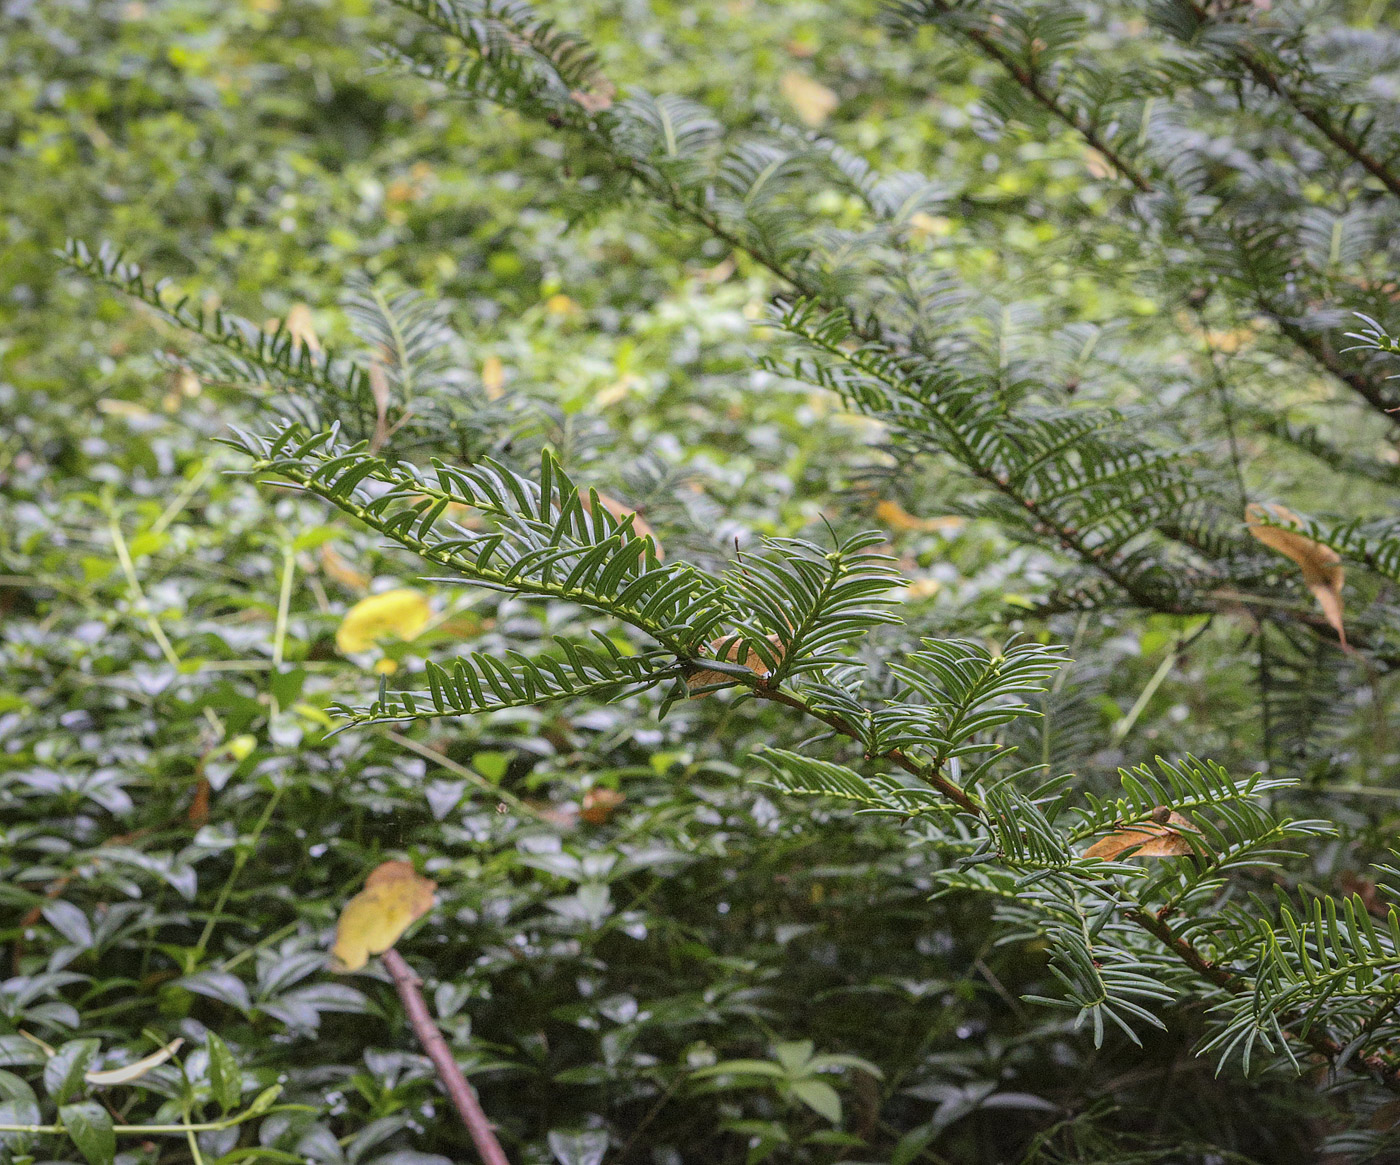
[1246,502,1346,645]
[1082,810,1202,860]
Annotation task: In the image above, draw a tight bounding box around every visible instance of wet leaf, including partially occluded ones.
[789,1078,842,1124]
[206,1032,241,1112]
[60,1101,114,1165]
[1246,503,1346,645]
[330,860,437,973]
[548,1129,609,1165]
[44,1039,100,1103]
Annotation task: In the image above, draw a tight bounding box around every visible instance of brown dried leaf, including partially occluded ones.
[1246,502,1346,645]
[687,632,785,697]
[367,359,392,453]
[330,860,437,972]
[319,543,371,592]
[580,490,664,561]
[285,303,320,353]
[580,787,626,824]
[1082,811,1201,861]
[874,499,964,535]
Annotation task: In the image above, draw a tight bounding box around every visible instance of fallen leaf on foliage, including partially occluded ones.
[581,787,626,824]
[874,499,964,535]
[85,1038,185,1086]
[1082,810,1201,860]
[1245,502,1346,645]
[580,491,664,561]
[335,589,431,653]
[687,632,785,697]
[330,860,437,972]
[285,303,320,353]
[781,70,838,126]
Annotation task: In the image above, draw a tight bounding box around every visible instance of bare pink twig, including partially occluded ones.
[382,948,511,1165]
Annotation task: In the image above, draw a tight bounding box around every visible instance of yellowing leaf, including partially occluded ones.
[687,632,785,696]
[1082,811,1201,860]
[285,303,320,353]
[1246,503,1346,645]
[781,70,838,126]
[580,490,664,561]
[85,1038,185,1086]
[335,589,431,653]
[330,860,437,972]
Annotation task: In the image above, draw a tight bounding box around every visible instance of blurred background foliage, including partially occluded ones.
[3,0,1398,1162]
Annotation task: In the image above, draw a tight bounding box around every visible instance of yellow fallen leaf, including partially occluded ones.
[1246,503,1346,645]
[330,860,437,972]
[781,70,838,127]
[285,303,320,353]
[580,490,664,561]
[481,354,505,400]
[687,632,785,696]
[336,589,432,653]
[85,1038,185,1086]
[874,499,964,535]
[1082,810,1201,860]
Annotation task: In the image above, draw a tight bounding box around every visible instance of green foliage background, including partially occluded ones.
[7,1,1400,1163]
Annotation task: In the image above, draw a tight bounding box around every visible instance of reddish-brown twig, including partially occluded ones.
[381,948,511,1165]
